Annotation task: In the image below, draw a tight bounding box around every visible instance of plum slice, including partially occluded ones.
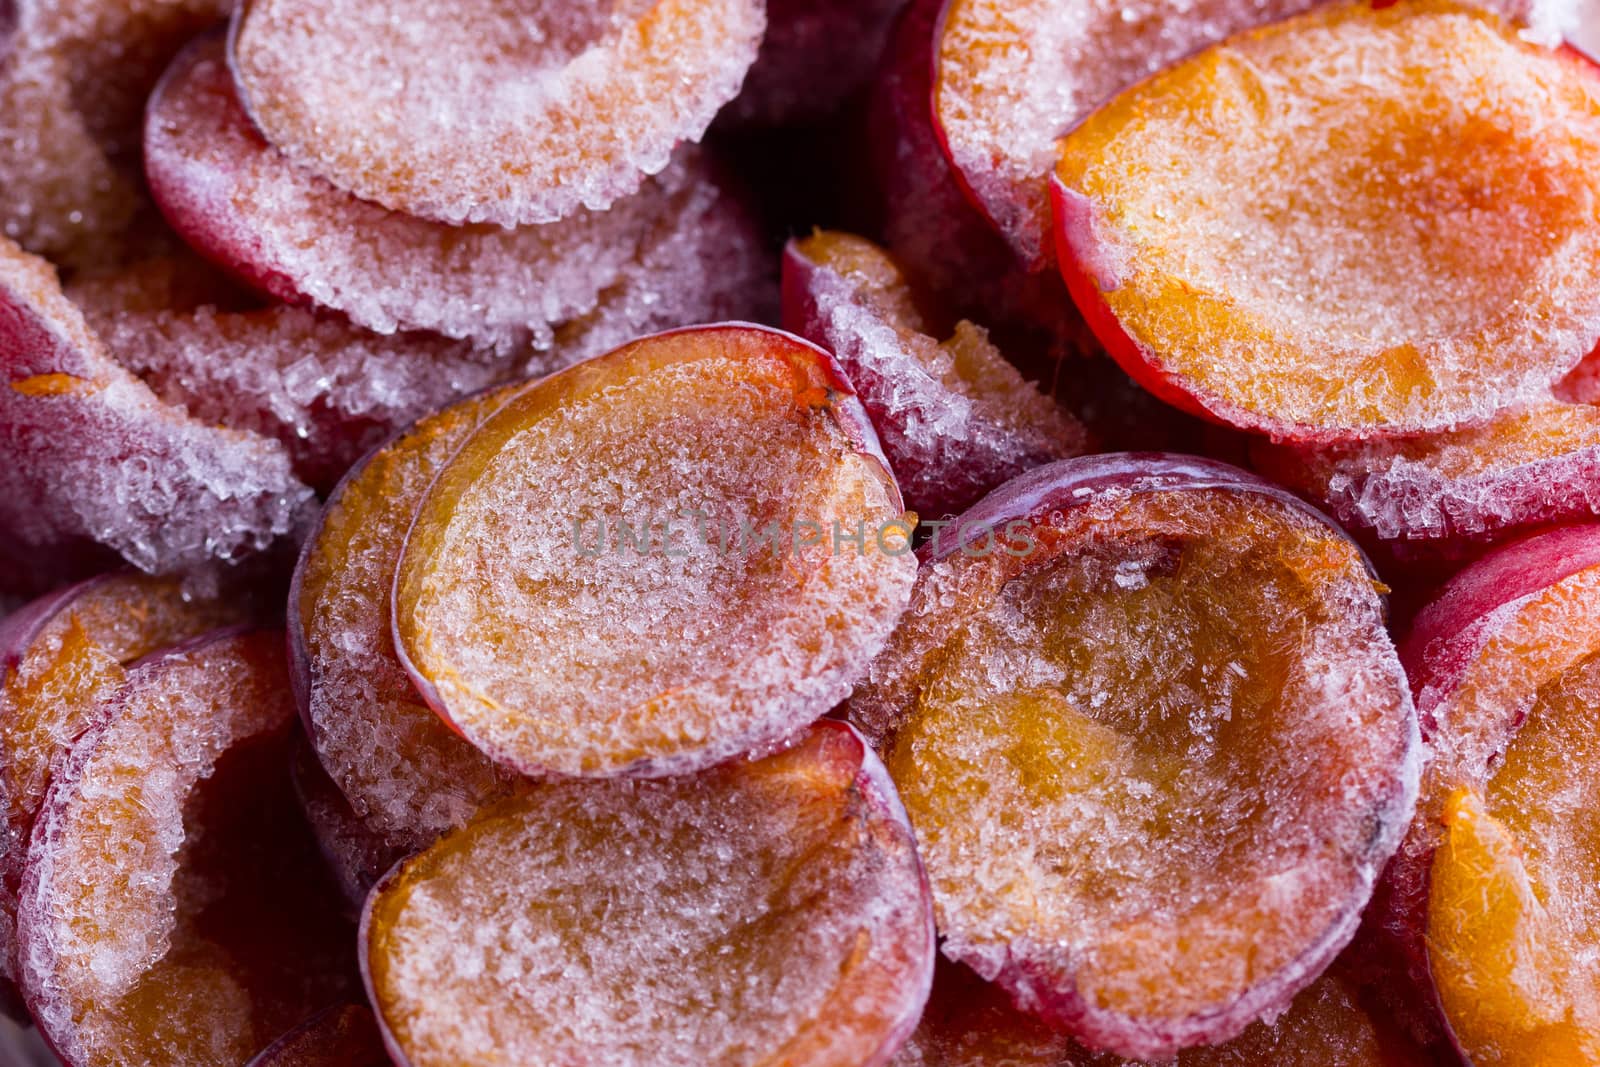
[1253,401,1600,558]
[17,629,357,1066]
[361,722,934,1067]
[0,574,245,1016]
[0,0,229,272]
[1372,525,1600,1058]
[0,234,313,577]
[1052,0,1600,441]
[934,0,1573,271]
[147,36,769,352]
[229,0,765,227]
[892,959,1427,1066]
[248,1004,389,1067]
[393,324,917,778]
[293,389,522,848]
[783,230,1089,518]
[848,454,1419,1058]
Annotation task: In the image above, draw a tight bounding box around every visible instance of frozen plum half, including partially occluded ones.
[229,0,764,226]
[783,230,1089,518]
[849,454,1419,1058]
[361,722,934,1067]
[1052,0,1600,441]
[393,324,917,778]
[17,629,357,1066]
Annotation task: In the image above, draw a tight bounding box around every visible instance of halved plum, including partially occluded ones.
[147,36,769,352]
[1371,524,1600,1058]
[17,629,357,1066]
[848,454,1419,1058]
[361,722,934,1067]
[783,231,1089,518]
[1252,402,1600,557]
[1052,0,1600,441]
[934,0,1574,270]
[0,0,229,271]
[0,573,246,1014]
[229,0,764,226]
[393,325,917,778]
[0,234,314,577]
[247,1005,389,1067]
[292,388,522,847]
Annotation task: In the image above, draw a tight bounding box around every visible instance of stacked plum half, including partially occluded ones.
[0,0,1599,1060]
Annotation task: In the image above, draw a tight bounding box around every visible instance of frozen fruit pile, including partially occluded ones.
[0,0,1598,1063]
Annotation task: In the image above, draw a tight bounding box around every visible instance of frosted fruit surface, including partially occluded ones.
[296,390,520,846]
[231,0,765,226]
[395,326,917,778]
[1053,0,1600,439]
[146,38,751,352]
[0,235,312,575]
[853,482,1416,1056]
[936,0,1573,267]
[785,232,1087,518]
[363,724,933,1067]
[18,631,355,1067]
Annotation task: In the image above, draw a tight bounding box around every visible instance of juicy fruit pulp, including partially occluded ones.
[1053,0,1600,440]
[394,325,917,779]
[230,0,766,226]
[852,458,1417,1058]
[362,723,934,1067]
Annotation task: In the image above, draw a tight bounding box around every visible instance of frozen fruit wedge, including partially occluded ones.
[293,388,522,847]
[1252,402,1600,557]
[1367,524,1600,1046]
[18,629,358,1067]
[934,0,1574,270]
[1053,0,1600,441]
[84,300,513,492]
[248,1005,390,1067]
[0,573,245,1017]
[0,235,314,577]
[849,454,1418,1058]
[892,959,1424,1066]
[394,325,917,778]
[362,722,934,1067]
[723,0,907,126]
[229,0,764,227]
[783,231,1089,518]
[147,36,765,352]
[0,0,229,271]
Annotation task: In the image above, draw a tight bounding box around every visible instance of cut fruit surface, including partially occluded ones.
[148,36,763,352]
[1052,0,1600,441]
[293,389,522,847]
[0,574,245,1015]
[0,234,313,577]
[1252,402,1600,554]
[17,629,357,1067]
[935,0,1575,269]
[362,722,934,1067]
[247,1004,390,1067]
[229,0,765,226]
[783,231,1088,518]
[849,454,1418,1058]
[394,325,917,778]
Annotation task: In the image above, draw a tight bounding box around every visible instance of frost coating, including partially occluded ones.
[231,0,765,226]
[0,236,313,577]
[1053,0,1600,439]
[147,37,758,352]
[851,461,1418,1058]
[395,326,918,779]
[783,232,1088,518]
[294,391,521,848]
[362,724,934,1067]
[17,631,355,1067]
